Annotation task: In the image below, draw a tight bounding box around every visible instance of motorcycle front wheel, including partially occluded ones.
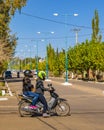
[55,101,70,116]
[18,101,33,117]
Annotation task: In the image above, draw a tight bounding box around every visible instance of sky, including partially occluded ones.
[10,0,104,59]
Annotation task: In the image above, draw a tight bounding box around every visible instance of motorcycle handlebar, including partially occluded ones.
[47,83,55,91]
[47,83,52,87]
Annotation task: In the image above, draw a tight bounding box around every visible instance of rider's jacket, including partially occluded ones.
[22,77,34,92]
[35,78,48,95]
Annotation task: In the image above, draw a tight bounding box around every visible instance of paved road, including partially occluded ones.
[0,77,104,130]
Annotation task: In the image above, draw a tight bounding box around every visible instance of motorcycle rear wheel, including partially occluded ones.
[18,101,33,117]
[55,101,70,116]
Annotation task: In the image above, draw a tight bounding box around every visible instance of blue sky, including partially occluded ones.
[10,0,104,58]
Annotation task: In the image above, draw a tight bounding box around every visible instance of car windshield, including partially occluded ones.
[5,71,11,74]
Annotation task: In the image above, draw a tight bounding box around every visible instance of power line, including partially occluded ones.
[18,34,91,40]
[21,12,92,30]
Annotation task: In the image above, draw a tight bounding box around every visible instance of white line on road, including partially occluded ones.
[0,106,17,107]
[0,98,8,101]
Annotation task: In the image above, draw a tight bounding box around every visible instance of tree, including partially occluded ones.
[47,44,55,72]
[52,48,60,76]
[58,49,66,74]
[0,0,27,74]
[91,10,102,43]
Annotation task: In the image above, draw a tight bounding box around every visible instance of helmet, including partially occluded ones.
[24,70,33,77]
[38,71,46,80]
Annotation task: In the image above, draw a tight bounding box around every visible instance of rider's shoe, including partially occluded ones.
[29,105,38,109]
[43,113,50,118]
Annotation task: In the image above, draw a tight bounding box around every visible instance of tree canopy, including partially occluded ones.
[0,0,27,73]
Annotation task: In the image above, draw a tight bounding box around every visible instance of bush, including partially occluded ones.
[53,70,60,77]
[0,90,2,96]
[0,81,5,91]
[0,81,5,87]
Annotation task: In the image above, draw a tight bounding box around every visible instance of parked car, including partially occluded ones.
[4,71,12,79]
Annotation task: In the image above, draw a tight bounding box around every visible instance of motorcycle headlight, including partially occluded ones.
[57,99,61,104]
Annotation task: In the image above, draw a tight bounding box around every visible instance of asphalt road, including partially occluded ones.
[0,77,104,130]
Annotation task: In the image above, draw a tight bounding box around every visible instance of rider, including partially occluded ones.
[23,70,39,109]
[35,71,50,117]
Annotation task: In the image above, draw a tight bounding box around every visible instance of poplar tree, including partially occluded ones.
[47,44,55,72]
[91,10,102,43]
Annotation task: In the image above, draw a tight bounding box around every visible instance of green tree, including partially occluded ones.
[58,49,65,74]
[91,10,102,43]
[52,48,60,76]
[47,44,55,72]
[0,0,27,74]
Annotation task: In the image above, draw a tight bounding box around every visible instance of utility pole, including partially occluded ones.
[72,28,81,45]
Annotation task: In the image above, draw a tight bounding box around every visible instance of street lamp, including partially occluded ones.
[53,13,78,85]
[28,46,32,70]
[24,45,28,69]
[34,43,38,75]
[32,39,45,76]
[19,49,23,71]
[32,40,39,75]
[37,31,54,80]
[53,13,78,17]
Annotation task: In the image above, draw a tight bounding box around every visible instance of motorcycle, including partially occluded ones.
[18,83,71,117]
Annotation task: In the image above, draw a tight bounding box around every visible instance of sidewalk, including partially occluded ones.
[50,78,104,97]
